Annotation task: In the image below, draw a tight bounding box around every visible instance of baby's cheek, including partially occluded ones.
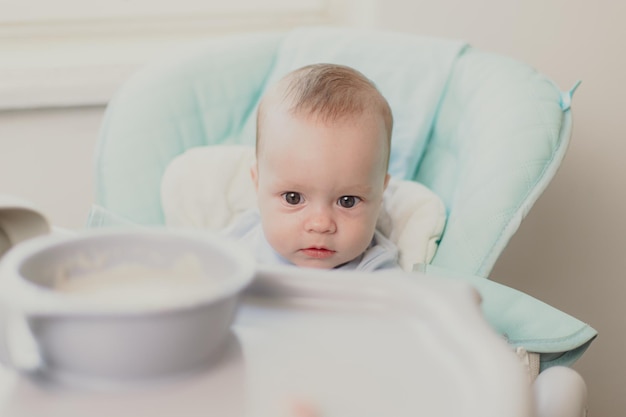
[344,217,375,250]
[263,213,296,252]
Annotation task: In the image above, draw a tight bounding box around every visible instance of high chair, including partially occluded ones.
[91,27,596,416]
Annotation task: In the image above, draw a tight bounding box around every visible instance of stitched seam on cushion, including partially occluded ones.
[94,96,118,207]
[505,325,596,346]
[412,44,471,180]
[431,53,505,270]
[236,44,282,143]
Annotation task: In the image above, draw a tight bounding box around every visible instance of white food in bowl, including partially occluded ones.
[53,254,212,306]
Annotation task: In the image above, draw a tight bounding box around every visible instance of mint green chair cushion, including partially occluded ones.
[418,264,595,370]
[420,50,574,276]
[93,27,595,368]
[95,27,573,278]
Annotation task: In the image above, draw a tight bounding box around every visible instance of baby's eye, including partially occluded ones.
[337,196,361,208]
[282,192,303,205]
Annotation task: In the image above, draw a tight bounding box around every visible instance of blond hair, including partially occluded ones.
[256,63,393,158]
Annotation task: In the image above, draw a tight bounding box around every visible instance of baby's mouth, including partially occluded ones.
[300,247,336,259]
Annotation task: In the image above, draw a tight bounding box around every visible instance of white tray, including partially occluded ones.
[0,266,532,417]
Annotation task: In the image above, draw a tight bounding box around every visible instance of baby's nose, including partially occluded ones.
[305,208,336,234]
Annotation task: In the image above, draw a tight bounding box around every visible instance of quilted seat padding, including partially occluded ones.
[418,50,571,275]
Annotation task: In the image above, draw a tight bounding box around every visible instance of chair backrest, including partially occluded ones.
[418,49,572,276]
[94,27,573,277]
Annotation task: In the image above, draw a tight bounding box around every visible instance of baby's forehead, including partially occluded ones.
[277,103,373,126]
[258,109,388,163]
[261,107,385,145]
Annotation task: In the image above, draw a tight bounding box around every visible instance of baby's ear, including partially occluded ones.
[250,161,259,191]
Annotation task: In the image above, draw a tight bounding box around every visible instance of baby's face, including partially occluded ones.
[252,109,389,269]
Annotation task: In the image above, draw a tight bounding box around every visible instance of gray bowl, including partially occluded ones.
[0,228,255,387]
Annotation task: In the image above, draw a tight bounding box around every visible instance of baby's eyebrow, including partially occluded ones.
[274,181,306,190]
[340,184,373,195]
[272,181,374,196]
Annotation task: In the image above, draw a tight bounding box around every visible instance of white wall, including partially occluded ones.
[0,107,103,228]
[375,1,625,415]
[0,1,623,415]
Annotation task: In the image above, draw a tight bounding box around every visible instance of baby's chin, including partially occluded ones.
[291,255,356,270]
[291,259,339,270]
[287,247,368,270]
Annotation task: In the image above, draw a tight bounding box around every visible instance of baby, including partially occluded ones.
[227,63,399,271]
